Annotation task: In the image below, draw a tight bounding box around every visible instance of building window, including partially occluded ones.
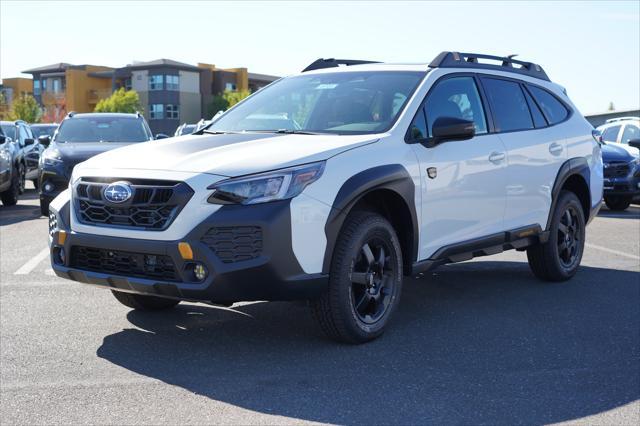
[124,78,132,91]
[149,75,163,90]
[166,75,179,91]
[166,104,179,119]
[52,79,61,93]
[225,82,236,91]
[33,80,41,95]
[149,104,163,119]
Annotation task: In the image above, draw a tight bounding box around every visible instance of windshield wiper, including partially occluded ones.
[201,130,240,135]
[250,129,330,135]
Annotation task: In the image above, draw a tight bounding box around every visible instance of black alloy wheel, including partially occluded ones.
[556,205,582,269]
[350,239,396,324]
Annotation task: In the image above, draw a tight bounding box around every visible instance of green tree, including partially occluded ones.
[95,88,142,113]
[0,92,9,120]
[223,89,251,108]
[207,95,229,117]
[8,94,41,123]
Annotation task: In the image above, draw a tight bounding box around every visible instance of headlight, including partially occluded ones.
[41,148,62,166]
[208,161,325,205]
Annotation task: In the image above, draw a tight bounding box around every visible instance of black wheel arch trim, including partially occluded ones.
[547,157,592,229]
[322,164,419,275]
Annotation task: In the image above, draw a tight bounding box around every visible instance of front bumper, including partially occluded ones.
[39,165,70,203]
[603,174,640,197]
[50,200,328,303]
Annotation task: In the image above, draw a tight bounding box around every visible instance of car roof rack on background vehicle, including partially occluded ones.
[429,51,550,81]
[302,58,381,72]
[605,116,640,123]
[66,111,76,118]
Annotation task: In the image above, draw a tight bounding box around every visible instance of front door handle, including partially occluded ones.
[549,142,564,155]
[489,152,506,163]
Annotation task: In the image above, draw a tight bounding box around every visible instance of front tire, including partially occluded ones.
[527,190,585,281]
[311,211,403,344]
[604,195,632,211]
[40,198,50,217]
[0,167,20,206]
[111,290,180,311]
[17,163,25,194]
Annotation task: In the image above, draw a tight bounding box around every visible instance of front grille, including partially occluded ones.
[74,178,193,230]
[604,162,630,178]
[70,246,178,282]
[201,226,263,263]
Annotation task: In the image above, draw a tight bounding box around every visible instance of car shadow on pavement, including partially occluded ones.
[97,261,639,425]
[0,200,42,227]
[598,204,640,220]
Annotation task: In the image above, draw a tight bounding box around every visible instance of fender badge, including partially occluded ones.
[427,167,437,179]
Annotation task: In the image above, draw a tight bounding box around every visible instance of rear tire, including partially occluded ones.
[311,211,403,344]
[40,199,50,217]
[527,190,585,282]
[111,290,180,311]
[0,167,20,206]
[32,179,39,190]
[604,195,631,211]
[18,163,25,194]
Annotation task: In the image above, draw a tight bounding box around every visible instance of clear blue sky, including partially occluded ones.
[1,0,638,114]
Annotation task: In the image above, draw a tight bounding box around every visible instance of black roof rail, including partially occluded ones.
[302,58,381,72]
[66,111,76,118]
[429,51,550,81]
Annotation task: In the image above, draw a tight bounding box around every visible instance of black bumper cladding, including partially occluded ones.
[51,199,327,304]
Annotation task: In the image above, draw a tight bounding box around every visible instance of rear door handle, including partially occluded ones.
[549,142,564,155]
[488,152,506,163]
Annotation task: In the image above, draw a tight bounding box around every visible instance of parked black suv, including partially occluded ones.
[0,127,22,206]
[601,140,640,210]
[38,112,155,216]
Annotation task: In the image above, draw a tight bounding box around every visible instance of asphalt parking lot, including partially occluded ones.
[1,186,638,425]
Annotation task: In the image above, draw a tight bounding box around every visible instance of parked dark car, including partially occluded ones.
[601,140,640,210]
[0,120,37,194]
[38,112,155,216]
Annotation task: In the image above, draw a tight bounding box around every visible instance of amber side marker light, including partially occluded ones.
[178,242,194,260]
[58,230,67,245]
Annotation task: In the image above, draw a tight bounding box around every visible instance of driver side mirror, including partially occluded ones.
[628,139,640,150]
[155,133,169,140]
[24,138,35,146]
[426,116,476,147]
[38,135,51,147]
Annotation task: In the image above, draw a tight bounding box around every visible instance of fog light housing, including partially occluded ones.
[53,246,65,265]
[44,182,54,192]
[193,263,208,281]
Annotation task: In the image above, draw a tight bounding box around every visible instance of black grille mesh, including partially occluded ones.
[604,162,630,178]
[201,226,263,263]
[74,178,192,230]
[70,246,178,281]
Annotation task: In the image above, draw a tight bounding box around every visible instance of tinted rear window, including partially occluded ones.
[527,85,569,124]
[523,88,547,128]
[481,78,533,132]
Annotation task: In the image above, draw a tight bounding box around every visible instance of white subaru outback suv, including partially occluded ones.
[49,52,603,343]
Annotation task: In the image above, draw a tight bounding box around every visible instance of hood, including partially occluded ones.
[54,142,136,163]
[601,143,634,163]
[78,132,378,177]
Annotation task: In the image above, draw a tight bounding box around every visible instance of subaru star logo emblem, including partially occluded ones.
[103,181,133,203]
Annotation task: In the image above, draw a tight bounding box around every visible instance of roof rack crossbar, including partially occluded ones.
[429,51,550,81]
[302,58,381,72]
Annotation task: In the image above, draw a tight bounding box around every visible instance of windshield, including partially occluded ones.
[1,124,16,141]
[31,125,57,138]
[179,125,197,135]
[207,71,424,135]
[55,116,151,143]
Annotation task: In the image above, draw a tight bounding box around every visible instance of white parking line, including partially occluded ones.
[586,243,639,260]
[14,247,49,275]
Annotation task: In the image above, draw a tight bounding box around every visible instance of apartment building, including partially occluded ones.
[22,63,115,122]
[14,59,278,133]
